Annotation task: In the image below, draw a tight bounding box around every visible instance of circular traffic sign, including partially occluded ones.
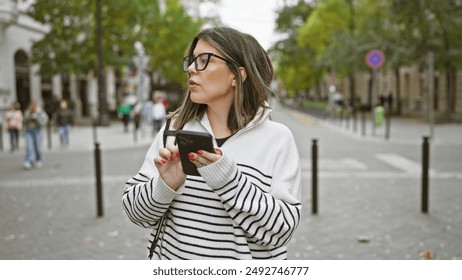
[365,49,385,69]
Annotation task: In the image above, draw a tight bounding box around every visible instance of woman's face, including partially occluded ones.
[187,39,236,110]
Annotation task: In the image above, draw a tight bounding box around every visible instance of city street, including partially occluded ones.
[1,103,461,260]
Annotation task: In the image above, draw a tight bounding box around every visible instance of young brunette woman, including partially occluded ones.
[123,27,301,260]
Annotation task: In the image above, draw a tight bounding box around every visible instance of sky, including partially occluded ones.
[200,0,284,50]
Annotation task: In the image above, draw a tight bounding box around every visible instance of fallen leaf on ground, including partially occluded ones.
[83,236,93,243]
[357,235,370,243]
[420,251,436,260]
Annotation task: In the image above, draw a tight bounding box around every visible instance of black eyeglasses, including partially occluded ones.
[183,53,229,72]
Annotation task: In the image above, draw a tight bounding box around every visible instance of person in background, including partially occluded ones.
[123,27,302,260]
[131,101,142,133]
[151,95,166,135]
[23,101,48,170]
[143,98,154,135]
[55,99,74,148]
[5,102,23,152]
[117,100,132,133]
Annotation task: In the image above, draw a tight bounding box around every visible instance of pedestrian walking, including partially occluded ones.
[123,26,302,260]
[4,102,23,152]
[143,99,154,134]
[23,101,48,169]
[151,95,166,134]
[55,99,74,148]
[117,100,131,133]
[131,101,142,132]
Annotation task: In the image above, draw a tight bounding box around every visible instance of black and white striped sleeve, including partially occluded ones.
[122,133,183,229]
[199,133,302,247]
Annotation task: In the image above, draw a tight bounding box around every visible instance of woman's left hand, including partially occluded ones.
[188,148,223,168]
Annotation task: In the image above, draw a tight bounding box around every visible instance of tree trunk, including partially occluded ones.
[444,70,454,121]
[394,68,402,115]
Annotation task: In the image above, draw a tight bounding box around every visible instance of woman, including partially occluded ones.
[5,102,23,152]
[23,101,48,169]
[123,27,301,260]
[55,99,74,147]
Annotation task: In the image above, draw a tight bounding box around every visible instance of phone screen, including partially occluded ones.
[176,130,214,176]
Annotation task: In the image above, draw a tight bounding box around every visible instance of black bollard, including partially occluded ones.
[353,110,358,133]
[92,120,103,217]
[361,111,366,136]
[385,108,391,140]
[94,142,104,217]
[312,139,318,214]
[421,136,430,213]
[0,123,3,151]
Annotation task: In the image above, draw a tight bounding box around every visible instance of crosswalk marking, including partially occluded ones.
[301,158,368,170]
[375,153,431,174]
[302,153,440,175]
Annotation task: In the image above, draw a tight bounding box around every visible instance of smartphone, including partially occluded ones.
[176,130,214,176]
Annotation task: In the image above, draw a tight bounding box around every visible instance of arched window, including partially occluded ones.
[14,50,30,111]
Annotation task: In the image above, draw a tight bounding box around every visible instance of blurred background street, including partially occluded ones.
[1,0,462,261]
[1,102,461,260]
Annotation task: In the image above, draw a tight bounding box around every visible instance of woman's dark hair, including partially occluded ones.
[169,26,274,131]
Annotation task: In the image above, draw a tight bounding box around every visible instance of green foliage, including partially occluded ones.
[273,0,462,97]
[303,100,328,109]
[298,0,349,54]
[144,0,203,85]
[29,0,95,74]
[270,1,318,96]
[390,0,462,71]
[28,0,204,87]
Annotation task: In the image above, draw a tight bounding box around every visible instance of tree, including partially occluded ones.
[28,0,205,90]
[143,0,202,88]
[390,0,462,120]
[270,0,317,98]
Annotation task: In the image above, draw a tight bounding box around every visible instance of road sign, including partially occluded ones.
[365,49,385,69]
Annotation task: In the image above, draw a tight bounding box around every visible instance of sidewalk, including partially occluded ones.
[1,121,155,154]
[66,122,155,151]
[305,112,461,146]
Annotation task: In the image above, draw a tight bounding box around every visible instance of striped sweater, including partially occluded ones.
[122,107,302,259]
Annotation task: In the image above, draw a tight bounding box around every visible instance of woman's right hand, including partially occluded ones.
[154,144,186,190]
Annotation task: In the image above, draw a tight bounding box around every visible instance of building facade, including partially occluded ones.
[0,0,47,112]
[0,0,121,122]
[311,66,462,122]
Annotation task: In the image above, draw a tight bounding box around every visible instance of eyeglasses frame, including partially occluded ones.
[183,52,229,72]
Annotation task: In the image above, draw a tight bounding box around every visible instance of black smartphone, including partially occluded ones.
[176,130,214,176]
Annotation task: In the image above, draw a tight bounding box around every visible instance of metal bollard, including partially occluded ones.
[385,108,391,140]
[312,139,318,214]
[92,120,104,217]
[94,142,104,217]
[361,111,366,136]
[421,136,430,213]
[0,123,3,151]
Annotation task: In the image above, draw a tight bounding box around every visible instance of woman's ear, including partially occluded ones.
[232,67,247,86]
[239,67,247,82]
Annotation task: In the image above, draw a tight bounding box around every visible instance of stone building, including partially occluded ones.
[0,0,47,112]
[0,0,119,122]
